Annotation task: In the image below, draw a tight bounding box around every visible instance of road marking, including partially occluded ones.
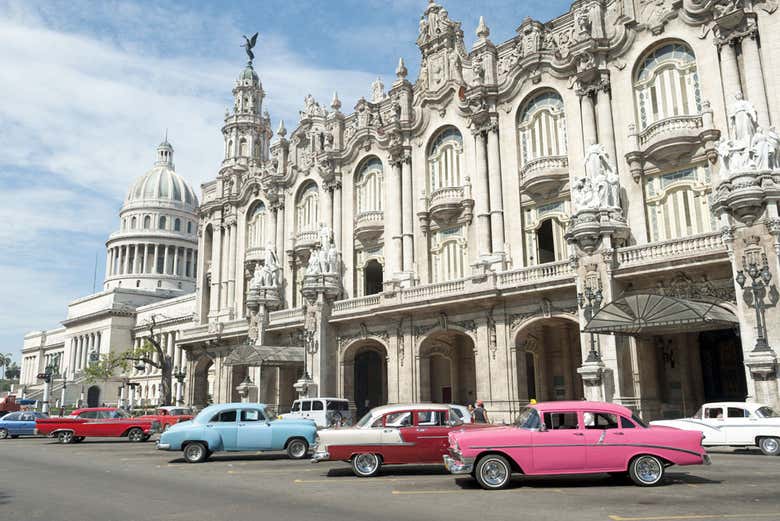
[608,513,780,521]
[294,476,450,484]
[227,469,313,475]
[391,490,460,495]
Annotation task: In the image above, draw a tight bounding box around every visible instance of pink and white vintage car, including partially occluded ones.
[444,401,710,489]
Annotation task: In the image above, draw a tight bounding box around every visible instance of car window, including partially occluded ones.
[21,413,35,421]
[727,407,748,418]
[79,411,98,419]
[4,413,20,421]
[385,411,412,427]
[451,408,464,419]
[312,400,324,411]
[620,416,636,429]
[370,416,384,428]
[756,406,779,418]
[241,409,265,422]
[542,412,579,430]
[692,407,703,419]
[301,401,311,412]
[705,407,724,419]
[583,412,619,429]
[291,401,301,412]
[417,411,446,426]
[210,410,237,423]
[327,400,349,411]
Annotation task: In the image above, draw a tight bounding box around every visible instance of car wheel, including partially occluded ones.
[127,428,145,442]
[0,429,8,440]
[758,437,780,456]
[475,454,512,490]
[286,438,309,459]
[10,435,19,439]
[183,442,209,463]
[58,431,75,444]
[629,455,665,486]
[74,437,85,443]
[351,453,381,477]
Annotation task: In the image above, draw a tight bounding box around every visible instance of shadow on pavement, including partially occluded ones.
[324,464,449,478]
[167,452,300,464]
[452,471,720,490]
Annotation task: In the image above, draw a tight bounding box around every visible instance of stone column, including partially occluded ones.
[580,91,598,148]
[596,83,618,168]
[486,124,505,256]
[322,185,333,232]
[221,226,230,309]
[275,204,285,269]
[122,245,129,275]
[163,244,170,275]
[741,31,770,128]
[228,223,237,308]
[719,41,742,113]
[210,225,222,313]
[270,206,278,250]
[333,182,343,252]
[474,129,492,256]
[401,158,414,271]
[173,247,179,277]
[387,159,403,277]
[105,249,111,278]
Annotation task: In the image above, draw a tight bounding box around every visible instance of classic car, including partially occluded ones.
[0,411,48,439]
[311,403,490,477]
[138,406,194,431]
[444,400,710,489]
[156,403,317,463]
[281,397,352,427]
[650,402,780,455]
[35,407,160,443]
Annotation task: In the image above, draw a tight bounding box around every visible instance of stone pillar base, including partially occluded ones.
[746,350,779,408]
[577,360,605,402]
[294,376,316,398]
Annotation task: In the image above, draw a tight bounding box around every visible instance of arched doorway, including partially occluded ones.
[192,356,213,407]
[516,317,583,402]
[699,329,746,402]
[87,385,101,407]
[343,341,388,419]
[230,365,249,402]
[364,259,383,295]
[419,331,476,405]
[536,219,556,264]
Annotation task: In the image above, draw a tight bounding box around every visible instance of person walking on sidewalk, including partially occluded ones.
[473,400,490,424]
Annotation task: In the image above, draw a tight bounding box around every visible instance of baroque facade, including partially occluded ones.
[20,0,780,421]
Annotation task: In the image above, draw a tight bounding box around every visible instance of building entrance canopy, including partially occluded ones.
[583,293,738,335]
[222,344,304,366]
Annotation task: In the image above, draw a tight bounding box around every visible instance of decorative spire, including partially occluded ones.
[241,32,259,66]
[155,138,174,167]
[331,91,342,112]
[396,57,408,80]
[476,16,490,39]
[277,119,287,138]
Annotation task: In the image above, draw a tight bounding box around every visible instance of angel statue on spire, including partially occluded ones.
[242,32,259,63]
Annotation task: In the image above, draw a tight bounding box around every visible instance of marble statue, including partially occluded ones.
[306,249,322,275]
[261,243,280,287]
[371,77,385,103]
[728,92,758,148]
[768,127,780,170]
[751,126,771,170]
[582,142,620,208]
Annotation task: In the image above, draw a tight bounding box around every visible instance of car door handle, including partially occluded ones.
[416,428,427,432]
[612,431,624,436]
[573,432,584,436]
[238,423,246,427]
[383,429,393,433]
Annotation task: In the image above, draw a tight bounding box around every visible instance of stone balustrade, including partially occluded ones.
[637,114,703,148]
[617,231,725,267]
[332,294,381,314]
[399,278,467,303]
[268,306,304,324]
[496,260,574,288]
[353,210,384,242]
[518,155,569,197]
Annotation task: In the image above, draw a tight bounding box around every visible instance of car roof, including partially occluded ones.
[532,400,634,416]
[368,403,452,416]
[294,397,348,401]
[701,402,765,410]
[194,402,267,420]
[72,407,117,414]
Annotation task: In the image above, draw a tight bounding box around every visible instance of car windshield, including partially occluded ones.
[356,412,375,428]
[631,412,648,428]
[108,410,130,419]
[513,407,541,429]
[756,406,779,418]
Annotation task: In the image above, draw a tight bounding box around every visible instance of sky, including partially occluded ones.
[0,0,569,362]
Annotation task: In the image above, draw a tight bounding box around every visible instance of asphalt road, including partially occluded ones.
[2,436,780,521]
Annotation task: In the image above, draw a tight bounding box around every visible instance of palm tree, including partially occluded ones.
[0,353,11,380]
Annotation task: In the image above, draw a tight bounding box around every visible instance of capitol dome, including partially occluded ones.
[104,139,200,294]
[125,141,198,210]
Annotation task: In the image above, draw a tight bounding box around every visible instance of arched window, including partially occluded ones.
[187,221,193,234]
[427,127,463,193]
[296,183,319,233]
[159,216,167,230]
[130,216,137,229]
[239,138,249,157]
[174,218,181,232]
[355,157,383,214]
[517,91,567,167]
[634,42,701,130]
[363,259,384,296]
[431,227,467,283]
[143,216,151,230]
[226,140,233,159]
[247,201,266,250]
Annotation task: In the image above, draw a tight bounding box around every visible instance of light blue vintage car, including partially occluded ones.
[156,403,317,463]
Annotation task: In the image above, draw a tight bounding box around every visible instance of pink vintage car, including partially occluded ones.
[444,401,710,489]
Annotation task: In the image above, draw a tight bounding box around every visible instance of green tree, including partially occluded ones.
[0,353,12,380]
[83,316,173,405]
[5,362,20,380]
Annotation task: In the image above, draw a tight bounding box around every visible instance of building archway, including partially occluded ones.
[515,317,583,402]
[364,259,383,295]
[87,385,101,407]
[192,356,213,407]
[419,330,476,405]
[342,340,388,419]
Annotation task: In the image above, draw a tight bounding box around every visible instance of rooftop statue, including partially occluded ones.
[242,32,259,63]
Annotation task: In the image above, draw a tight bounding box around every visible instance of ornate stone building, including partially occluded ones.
[20,0,780,421]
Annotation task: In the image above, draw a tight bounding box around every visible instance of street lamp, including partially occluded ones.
[578,286,604,363]
[736,253,773,353]
[173,366,186,406]
[297,329,318,382]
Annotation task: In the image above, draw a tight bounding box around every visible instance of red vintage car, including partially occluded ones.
[137,406,194,431]
[35,407,160,443]
[312,403,490,477]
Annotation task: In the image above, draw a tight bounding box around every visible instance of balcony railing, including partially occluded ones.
[637,115,703,148]
[617,231,725,267]
[518,156,569,197]
[354,210,384,242]
[399,278,467,303]
[497,260,574,288]
[268,306,304,324]
[333,294,381,313]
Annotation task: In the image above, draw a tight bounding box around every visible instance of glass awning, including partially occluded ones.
[223,344,304,366]
[583,293,738,335]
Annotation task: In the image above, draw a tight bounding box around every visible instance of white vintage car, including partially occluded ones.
[650,402,780,455]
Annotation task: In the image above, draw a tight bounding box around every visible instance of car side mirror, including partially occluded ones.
[538,423,548,432]
[447,419,462,427]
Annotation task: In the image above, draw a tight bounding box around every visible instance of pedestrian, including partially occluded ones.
[473,400,490,424]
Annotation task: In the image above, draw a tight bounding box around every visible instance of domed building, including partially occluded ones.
[104,140,199,293]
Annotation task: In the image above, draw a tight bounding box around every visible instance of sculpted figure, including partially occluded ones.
[728,92,758,148]
[751,126,771,171]
[768,127,780,170]
[261,244,280,287]
[306,249,322,276]
[327,243,339,274]
[715,139,733,178]
[583,141,618,207]
[573,177,598,210]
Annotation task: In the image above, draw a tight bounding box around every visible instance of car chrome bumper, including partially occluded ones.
[156,442,171,450]
[443,455,474,475]
[311,450,330,463]
[702,453,711,465]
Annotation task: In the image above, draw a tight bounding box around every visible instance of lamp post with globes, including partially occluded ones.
[578,286,604,363]
[173,366,186,405]
[736,253,773,353]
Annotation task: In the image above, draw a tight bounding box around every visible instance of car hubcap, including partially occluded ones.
[636,456,661,483]
[355,454,377,474]
[130,430,141,441]
[0,430,7,439]
[763,438,779,453]
[187,445,202,461]
[61,432,72,443]
[481,459,508,487]
[290,442,306,458]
